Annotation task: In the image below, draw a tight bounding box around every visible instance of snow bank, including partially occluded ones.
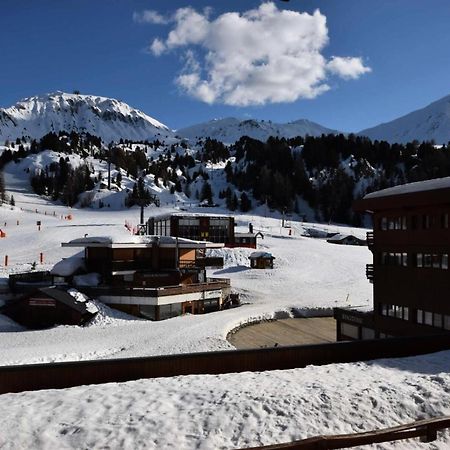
[1,350,450,449]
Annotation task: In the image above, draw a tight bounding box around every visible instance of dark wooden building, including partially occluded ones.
[335,177,450,340]
[249,251,275,269]
[147,214,261,248]
[2,286,97,329]
[61,236,231,320]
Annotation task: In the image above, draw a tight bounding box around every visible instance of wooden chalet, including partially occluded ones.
[61,235,232,320]
[334,177,450,340]
[326,233,367,246]
[248,251,275,269]
[2,286,97,329]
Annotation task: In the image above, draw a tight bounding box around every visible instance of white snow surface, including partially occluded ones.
[177,117,339,144]
[0,91,172,142]
[1,352,450,449]
[359,93,450,144]
[364,176,450,199]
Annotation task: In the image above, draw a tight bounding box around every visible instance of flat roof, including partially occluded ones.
[62,235,224,249]
[354,177,450,212]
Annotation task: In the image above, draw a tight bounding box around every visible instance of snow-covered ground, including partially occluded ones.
[3,159,450,449]
[2,351,450,449]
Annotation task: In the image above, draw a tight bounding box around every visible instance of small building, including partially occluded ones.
[326,233,367,246]
[2,286,97,329]
[249,251,275,269]
[147,214,261,248]
[334,176,450,341]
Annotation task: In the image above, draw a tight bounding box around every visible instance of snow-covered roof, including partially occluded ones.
[249,251,274,259]
[62,235,224,249]
[327,233,364,242]
[364,176,450,199]
[50,253,86,276]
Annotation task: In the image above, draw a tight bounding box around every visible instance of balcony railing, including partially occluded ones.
[366,263,374,283]
[366,231,374,247]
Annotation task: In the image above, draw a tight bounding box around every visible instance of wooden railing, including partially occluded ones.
[241,415,450,449]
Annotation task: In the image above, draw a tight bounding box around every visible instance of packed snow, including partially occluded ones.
[2,351,450,449]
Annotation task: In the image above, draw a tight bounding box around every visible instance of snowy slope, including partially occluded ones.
[177,117,339,144]
[0,92,172,143]
[359,94,450,144]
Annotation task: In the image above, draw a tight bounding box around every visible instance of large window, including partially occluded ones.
[380,304,408,321]
[380,252,408,267]
[159,303,182,320]
[380,216,407,231]
[415,253,449,269]
[340,323,359,339]
[417,309,450,329]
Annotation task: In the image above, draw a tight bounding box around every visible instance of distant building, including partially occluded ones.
[326,233,367,246]
[60,236,232,320]
[334,177,450,340]
[147,214,262,249]
[249,251,275,269]
[2,286,97,329]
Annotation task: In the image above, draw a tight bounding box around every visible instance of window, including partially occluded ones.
[411,215,418,230]
[362,327,375,340]
[423,215,430,229]
[140,305,156,320]
[159,303,182,320]
[417,309,423,324]
[381,304,408,321]
[444,316,450,331]
[341,323,359,339]
[381,252,408,267]
[380,217,387,231]
[442,213,449,229]
[417,310,448,329]
[416,253,449,269]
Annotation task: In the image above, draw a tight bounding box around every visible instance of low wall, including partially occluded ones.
[1,333,450,394]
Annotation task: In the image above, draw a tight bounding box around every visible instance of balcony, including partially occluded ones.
[366,231,374,248]
[366,264,374,283]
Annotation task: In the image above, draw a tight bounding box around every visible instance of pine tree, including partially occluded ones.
[9,195,15,207]
[240,192,252,212]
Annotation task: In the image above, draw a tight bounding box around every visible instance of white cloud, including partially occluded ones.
[146,2,371,106]
[133,10,169,25]
[327,56,372,80]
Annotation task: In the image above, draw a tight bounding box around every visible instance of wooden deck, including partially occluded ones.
[228,317,336,349]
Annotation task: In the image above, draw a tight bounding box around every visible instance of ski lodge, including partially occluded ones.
[58,235,232,320]
[146,213,262,249]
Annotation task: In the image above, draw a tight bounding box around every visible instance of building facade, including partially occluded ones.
[335,177,450,340]
[147,214,261,248]
[61,236,231,321]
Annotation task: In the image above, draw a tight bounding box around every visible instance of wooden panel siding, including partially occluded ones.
[2,333,450,395]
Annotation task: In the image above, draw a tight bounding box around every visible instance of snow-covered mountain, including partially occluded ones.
[0,92,172,143]
[177,117,339,143]
[359,94,450,144]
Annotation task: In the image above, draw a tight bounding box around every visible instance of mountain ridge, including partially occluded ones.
[0,91,172,143]
[358,94,450,144]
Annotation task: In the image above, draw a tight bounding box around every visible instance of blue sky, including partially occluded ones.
[1,0,450,131]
